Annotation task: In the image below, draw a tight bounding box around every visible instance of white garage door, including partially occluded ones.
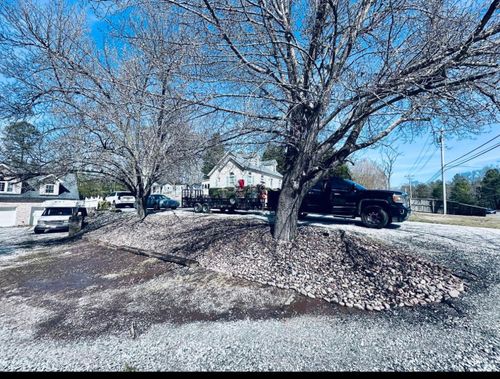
[0,208,17,227]
[30,207,45,226]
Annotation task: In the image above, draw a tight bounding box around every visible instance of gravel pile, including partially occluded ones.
[87,212,465,310]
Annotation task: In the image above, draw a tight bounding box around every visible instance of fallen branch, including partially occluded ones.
[88,238,200,268]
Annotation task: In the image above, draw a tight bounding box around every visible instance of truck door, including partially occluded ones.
[330,178,358,216]
[302,180,330,213]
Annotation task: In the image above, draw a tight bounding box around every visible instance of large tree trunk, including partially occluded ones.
[273,182,305,241]
[135,181,149,220]
[273,156,314,241]
[135,195,148,219]
[273,112,321,242]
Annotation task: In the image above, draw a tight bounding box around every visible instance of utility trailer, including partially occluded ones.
[181,188,266,213]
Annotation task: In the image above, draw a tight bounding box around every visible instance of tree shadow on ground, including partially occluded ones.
[299,214,402,230]
[167,218,272,260]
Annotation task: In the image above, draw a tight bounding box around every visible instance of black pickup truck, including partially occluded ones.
[268,177,411,228]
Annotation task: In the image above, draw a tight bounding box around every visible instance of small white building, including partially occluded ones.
[202,152,283,193]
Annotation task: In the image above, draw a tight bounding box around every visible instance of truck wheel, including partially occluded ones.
[202,203,211,213]
[193,203,202,213]
[361,206,389,229]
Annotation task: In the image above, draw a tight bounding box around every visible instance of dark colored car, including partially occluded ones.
[268,177,411,228]
[146,194,180,210]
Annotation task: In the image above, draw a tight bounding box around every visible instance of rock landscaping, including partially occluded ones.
[87,211,465,311]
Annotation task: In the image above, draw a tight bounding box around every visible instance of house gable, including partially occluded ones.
[206,152,283,189]
[0,164,22,194]
[38,174,60,196]
[0,173,79,202]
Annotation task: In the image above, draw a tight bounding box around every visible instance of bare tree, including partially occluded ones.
[351,158,387,189]
[379,145,401,190]
[143,0,499,241]
[0,0,200,217]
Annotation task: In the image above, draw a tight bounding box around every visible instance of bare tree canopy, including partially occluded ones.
[351,158,387,189]
[0,0,201,217]
[379,144,402,189]
[1,0,498,237]
[150,0,499,241]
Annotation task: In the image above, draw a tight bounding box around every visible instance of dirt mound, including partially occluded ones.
[88,212,464,310]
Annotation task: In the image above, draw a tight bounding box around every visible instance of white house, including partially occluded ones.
[0,164,80,227]
[202,152,283,193]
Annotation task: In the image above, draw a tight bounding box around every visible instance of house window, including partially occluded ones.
[7,182,14,192]
[229,172,235,186]
[260,175,265,184]
[247,172,253,185]
[45,184,55,194]
[0,182,5,192]
[270,178,273,187]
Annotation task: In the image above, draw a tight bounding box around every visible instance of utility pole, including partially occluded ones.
[439,129,447,215]
[405,174,414,203]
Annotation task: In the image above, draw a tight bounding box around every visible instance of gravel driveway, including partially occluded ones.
[0,214,499,371]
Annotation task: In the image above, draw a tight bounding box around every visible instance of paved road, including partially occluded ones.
[0,214,499,371]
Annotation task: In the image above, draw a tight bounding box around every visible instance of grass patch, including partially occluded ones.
[409,212,500,229]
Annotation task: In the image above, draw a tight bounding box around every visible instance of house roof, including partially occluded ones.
[208,152,283,179]
[0,173,80,202]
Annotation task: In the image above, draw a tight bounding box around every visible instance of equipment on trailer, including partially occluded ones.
[181,186,267,213]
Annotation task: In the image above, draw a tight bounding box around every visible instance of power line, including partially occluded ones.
[426,137,499,182]
[439,129,447,215]
[443,143,500,172]
[426,141,500,183]
[427,144,500,183]
[413,145,439,175]
[443,134,499,169]
[408,133,433,173]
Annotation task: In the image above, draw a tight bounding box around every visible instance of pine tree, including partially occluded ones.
[0,121,43,171]
[479,169,500,209]
[450,174,475,205]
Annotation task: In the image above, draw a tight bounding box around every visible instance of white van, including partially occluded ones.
[34,200,87,234]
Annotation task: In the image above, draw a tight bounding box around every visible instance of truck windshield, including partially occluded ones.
[42,207,73,216]
[344,179,366,191]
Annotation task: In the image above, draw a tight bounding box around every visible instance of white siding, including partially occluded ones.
[208,159,281,189]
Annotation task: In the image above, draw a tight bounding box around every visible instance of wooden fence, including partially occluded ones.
[410,198,487,217]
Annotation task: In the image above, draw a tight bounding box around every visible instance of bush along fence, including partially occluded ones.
[411,198,487,216]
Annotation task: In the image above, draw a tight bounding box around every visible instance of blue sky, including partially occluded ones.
[359,127,499,188]
[3,1,498,187]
